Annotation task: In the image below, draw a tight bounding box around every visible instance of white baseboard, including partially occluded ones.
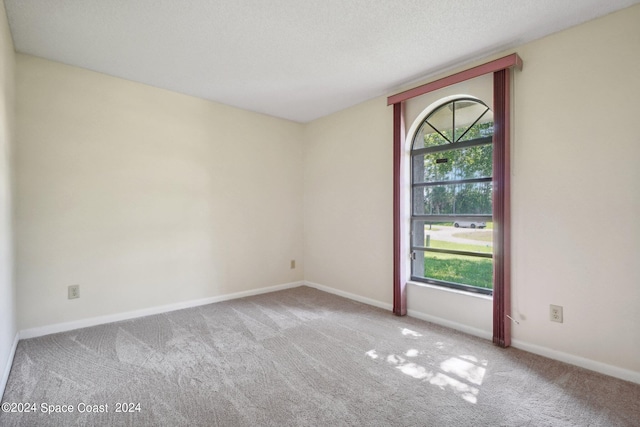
[304,281,640,385]
[406,309,493,341]
[303,281,393,311]
[302,281,490,340]
[14,280,640,386]
[407,308,640,385]
[511,339,640,385]
[1,332,19,399]
[20,281,304,340]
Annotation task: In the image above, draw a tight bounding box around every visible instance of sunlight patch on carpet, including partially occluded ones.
[365,349,486,404]
[440,356,487,386]
[400,328,422,337]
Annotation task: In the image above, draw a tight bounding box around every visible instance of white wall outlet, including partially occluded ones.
[290,259,296,269]
[550,304,563,323]
[68,285,80,299]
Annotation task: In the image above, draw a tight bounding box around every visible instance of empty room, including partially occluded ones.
[1,0,639,426]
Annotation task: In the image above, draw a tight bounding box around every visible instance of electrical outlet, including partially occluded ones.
[68,285,80,300]
[550,304,563,323]
[290,259,296,269]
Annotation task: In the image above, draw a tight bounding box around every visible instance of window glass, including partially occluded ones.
[412,182,492,216]
[410,98,494,295]
[413,144,493,184]
[413,250,493,291]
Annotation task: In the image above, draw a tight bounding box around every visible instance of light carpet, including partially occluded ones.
[1,286,638,426]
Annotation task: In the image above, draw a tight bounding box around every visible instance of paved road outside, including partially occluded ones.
[423,225,493,247]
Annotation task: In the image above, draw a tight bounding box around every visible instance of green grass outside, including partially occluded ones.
[450,230,493,243]
[423,253,493,289]
[421,236,493,289]
[419,223,494,289]
[427,239,492,253]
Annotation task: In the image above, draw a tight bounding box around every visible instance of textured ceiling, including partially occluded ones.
[5,0,640,122]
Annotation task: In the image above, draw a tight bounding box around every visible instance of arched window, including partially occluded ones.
[390,54,520,347]
[410,97,494,295]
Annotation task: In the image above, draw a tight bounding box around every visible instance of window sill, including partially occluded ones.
[407,280,493,301]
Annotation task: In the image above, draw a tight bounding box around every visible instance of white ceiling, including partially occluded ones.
[5,0,639,123]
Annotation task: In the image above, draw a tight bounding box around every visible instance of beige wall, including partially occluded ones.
[303,4,640,376]
[509,4,639,374]
[0,0,16,391]
[15,55,304,330]
[304,96,393,304]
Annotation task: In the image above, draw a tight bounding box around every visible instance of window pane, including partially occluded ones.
[412,144,493,184]
[412,221,493,253]
[458,114,494,142]
[412,120,449,150]
[413,250,493,291]
[428,229,493,254]
[412,100,494,151]
[426,103,453,142]
[413,182,493,216]
[453,102,491,141]
[411,220,444,247]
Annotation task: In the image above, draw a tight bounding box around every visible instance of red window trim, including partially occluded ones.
[392,102,407,316]
[387,53,522,105]
[388,53,522,347]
